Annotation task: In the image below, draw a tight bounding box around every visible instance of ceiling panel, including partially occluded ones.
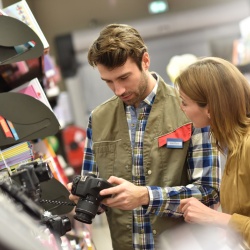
[1,0,245,56]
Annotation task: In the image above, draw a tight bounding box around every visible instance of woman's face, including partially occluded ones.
[179,90,210,128]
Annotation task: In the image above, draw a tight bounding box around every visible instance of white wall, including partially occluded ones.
[66,0,250,127]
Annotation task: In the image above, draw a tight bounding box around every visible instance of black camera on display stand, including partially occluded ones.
[11,161,53,202]
[0,160,73,249]
[14,161,72,235]
[42,211,72,239]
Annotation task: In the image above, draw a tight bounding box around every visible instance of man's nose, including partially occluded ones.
[114,82,126,96]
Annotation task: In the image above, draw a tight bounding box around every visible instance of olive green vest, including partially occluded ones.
[92,77,191,250]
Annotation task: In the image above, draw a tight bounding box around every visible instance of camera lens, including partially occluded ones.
[74,198,99,224]
[35,162,53,182]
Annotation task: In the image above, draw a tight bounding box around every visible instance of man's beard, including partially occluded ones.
[123,71,148,107]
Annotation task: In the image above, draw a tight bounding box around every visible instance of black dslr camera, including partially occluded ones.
[41,212,72,238]
[11,161,53,202]
[71,174,113,224]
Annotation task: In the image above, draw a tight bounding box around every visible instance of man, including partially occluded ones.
[68,24,220,250]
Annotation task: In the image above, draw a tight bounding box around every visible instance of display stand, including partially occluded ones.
[0,12,67,250]
[0,10,95,250]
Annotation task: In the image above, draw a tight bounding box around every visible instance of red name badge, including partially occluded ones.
[158,123,192,147]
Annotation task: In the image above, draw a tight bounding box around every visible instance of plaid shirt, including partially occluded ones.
[82,75,220,250]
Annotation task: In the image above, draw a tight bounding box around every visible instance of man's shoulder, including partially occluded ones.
[161,81,176,94]
[92,95,119,114]
[155,74,177,97]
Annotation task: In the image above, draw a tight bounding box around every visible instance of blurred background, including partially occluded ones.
[0,1,250,248]
[1,0,250,128]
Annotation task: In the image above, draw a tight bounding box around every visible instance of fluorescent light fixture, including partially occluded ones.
[148,0,168,14]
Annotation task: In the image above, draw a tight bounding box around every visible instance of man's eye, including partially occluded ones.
[120,76,128,80]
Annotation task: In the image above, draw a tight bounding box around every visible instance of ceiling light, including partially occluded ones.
[148,1,168,14]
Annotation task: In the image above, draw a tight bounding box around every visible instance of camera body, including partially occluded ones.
[11,161,53,202]
[0,160,72,246]
[71,174,113,224]
[42,212,71,237]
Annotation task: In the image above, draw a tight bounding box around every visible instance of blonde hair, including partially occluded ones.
[175,57,250,161]
[166,54,198,83]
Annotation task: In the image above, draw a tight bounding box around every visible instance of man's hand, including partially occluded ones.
[67,182,79,204]
[99,176,149,210]
[179,197,231,227]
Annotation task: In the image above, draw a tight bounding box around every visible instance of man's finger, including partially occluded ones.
[100,185,119,196]
[107,176,124,185]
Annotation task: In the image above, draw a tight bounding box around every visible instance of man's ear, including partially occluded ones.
[142,52,150,70]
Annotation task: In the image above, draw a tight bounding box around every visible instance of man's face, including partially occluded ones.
[97,55,150,107]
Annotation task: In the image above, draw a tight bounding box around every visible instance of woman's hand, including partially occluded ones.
[179,197,231,227]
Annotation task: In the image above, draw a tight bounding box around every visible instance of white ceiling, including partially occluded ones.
[1,0,245,56]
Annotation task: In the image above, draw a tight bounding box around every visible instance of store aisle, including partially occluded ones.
[92,213,112,250]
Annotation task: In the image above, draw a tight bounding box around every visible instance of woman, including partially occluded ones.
[175,57,250,248]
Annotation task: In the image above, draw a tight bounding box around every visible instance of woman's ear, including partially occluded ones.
[206,106,211,119]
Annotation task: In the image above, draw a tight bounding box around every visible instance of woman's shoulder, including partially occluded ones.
[245,129,250,145]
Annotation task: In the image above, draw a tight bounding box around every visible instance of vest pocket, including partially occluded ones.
[93,141,117,180]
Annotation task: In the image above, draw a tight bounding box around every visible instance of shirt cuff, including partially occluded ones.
[142,186,163,215]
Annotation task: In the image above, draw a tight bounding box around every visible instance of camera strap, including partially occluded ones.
[39,199,75,207]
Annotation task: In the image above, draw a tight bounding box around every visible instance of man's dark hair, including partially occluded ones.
[88,24,147,70]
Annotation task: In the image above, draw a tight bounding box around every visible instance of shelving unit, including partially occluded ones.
[0,56,44,92]
[0,8,95,250]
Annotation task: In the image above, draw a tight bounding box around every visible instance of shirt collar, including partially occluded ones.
[144,72,159,106]
[126,72,159,109]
